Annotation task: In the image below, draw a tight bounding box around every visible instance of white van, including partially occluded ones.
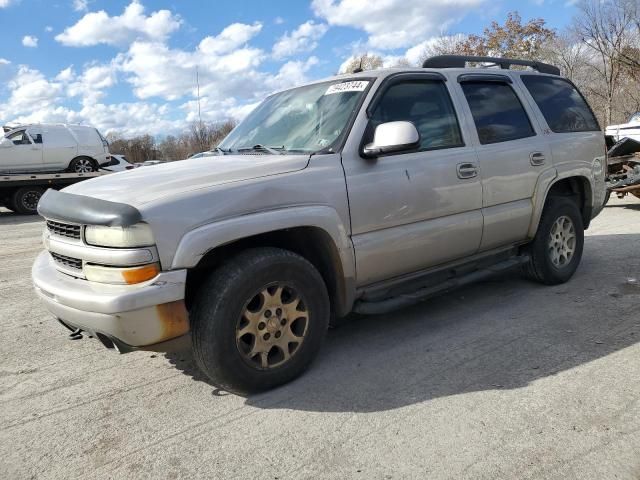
[0,124,110,173]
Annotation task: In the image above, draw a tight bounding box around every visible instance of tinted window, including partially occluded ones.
[370,80,463,151]
[461,81,535,144]
[521,75,599,133]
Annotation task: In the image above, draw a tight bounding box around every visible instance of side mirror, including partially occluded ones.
[363,121,420,158]
[0,137,13,148]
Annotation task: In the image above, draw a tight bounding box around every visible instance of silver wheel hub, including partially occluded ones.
[74,159,93,173]
[548,215,576,268]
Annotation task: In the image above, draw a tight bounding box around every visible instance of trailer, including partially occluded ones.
[0,171,108,215]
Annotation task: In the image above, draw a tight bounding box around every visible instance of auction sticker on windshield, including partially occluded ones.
[324,81,369,95]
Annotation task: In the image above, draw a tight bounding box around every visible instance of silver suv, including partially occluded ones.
[33,56,606,393]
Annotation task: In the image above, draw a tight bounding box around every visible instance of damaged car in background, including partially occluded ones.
[605,136,640,202]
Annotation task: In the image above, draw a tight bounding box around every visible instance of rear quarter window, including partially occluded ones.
[521,75,599,133]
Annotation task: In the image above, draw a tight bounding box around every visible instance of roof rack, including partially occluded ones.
[422,55,560,76]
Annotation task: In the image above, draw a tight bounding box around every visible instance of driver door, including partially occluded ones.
[342,74,484,286]
[1,129,43,171]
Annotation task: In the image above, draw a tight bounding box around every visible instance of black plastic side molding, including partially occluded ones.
[37,189,142,226]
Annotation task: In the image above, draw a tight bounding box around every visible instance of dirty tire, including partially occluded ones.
[190,247,330,394]
[523,196,584,285]
[68,157,97,173]
[12,186,45,215]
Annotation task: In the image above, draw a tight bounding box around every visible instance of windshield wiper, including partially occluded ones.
[236,144,284,155]
[210,147,230,155]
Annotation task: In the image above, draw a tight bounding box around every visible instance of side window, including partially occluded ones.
[7,130,31,145]
[27,130,42,144]
[521,75,599,133]
[461,81,535,145]
[369,80,463,151]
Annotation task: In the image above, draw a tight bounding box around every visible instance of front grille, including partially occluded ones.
[51,252,82,270]
[47,220,81,240]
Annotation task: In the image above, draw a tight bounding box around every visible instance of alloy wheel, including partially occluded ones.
[236,284,309,369]
[547,215,576,268]
[74,158,94,173]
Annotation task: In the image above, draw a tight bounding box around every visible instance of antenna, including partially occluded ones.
[196,66,203,127]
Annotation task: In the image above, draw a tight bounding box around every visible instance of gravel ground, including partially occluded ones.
[1,196,639,480]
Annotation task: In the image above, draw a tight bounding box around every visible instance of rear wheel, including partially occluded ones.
[12,186,45,215]
[190,247,330,394]
[69,157,97,173]
[523,196,584,285]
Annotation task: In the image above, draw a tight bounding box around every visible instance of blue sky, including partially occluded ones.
[0,0,580,137]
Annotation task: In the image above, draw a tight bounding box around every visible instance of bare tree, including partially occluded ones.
[418,34,468,66]
[538,32,596,98]
[340,53,384,73]
[572,0,638,124]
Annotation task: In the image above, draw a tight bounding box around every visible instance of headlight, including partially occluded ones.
[84,263,160,284]
[85,223,154,248]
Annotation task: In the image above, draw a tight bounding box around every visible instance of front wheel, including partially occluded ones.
[523,196,584,285]
[190,247,330,394]
[69,157,97,173]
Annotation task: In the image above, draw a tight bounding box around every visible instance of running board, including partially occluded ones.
[353,255,529,315]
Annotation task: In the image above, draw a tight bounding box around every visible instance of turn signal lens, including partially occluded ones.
[122,264,160,284]
[84,263,160,284]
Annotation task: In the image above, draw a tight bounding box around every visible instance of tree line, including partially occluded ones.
[107,120,236,164]
[342,0,640,128]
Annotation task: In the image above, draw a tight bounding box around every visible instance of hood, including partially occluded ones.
[607,120,640,131]
[63,153,310,207]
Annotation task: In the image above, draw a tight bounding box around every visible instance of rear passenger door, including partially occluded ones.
[42,126,78,169]
[456,75,553,251]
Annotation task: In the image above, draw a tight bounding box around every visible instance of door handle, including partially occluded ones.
[456,162,478,179]
[530,152,546,166]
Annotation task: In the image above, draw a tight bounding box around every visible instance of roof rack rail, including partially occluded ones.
[422,55,560,76]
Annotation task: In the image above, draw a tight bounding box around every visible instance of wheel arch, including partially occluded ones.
[529,172,593,237]
[175,207,356,318]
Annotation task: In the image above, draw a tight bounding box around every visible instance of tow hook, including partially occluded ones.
[68,328,83,340]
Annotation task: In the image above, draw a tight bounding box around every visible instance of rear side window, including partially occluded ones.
[521,75,599,133]
[370,80,464,151]
[461,81,535,145]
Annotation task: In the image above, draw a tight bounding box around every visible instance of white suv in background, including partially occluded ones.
[0,124,110,173]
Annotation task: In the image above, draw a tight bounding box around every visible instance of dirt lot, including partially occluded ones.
[1,197,639,480]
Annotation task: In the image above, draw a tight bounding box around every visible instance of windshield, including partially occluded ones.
[219,79,370,154]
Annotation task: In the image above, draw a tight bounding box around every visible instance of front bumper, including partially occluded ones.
[32,251,189,350]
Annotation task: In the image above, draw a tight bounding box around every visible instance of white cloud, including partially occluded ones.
[0,66,63,116]
[272,20,328,59]
[119,20,267,102]
[0,58,10,65]
[56,0,181,47]
[197,22,262,55]
[0,0,14,7]
[45,26,53,32]
[312,0,485,49]
[0,14,324,138]
[73,0,88,11]
[274,17,285,25]
[22,35,38,48]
